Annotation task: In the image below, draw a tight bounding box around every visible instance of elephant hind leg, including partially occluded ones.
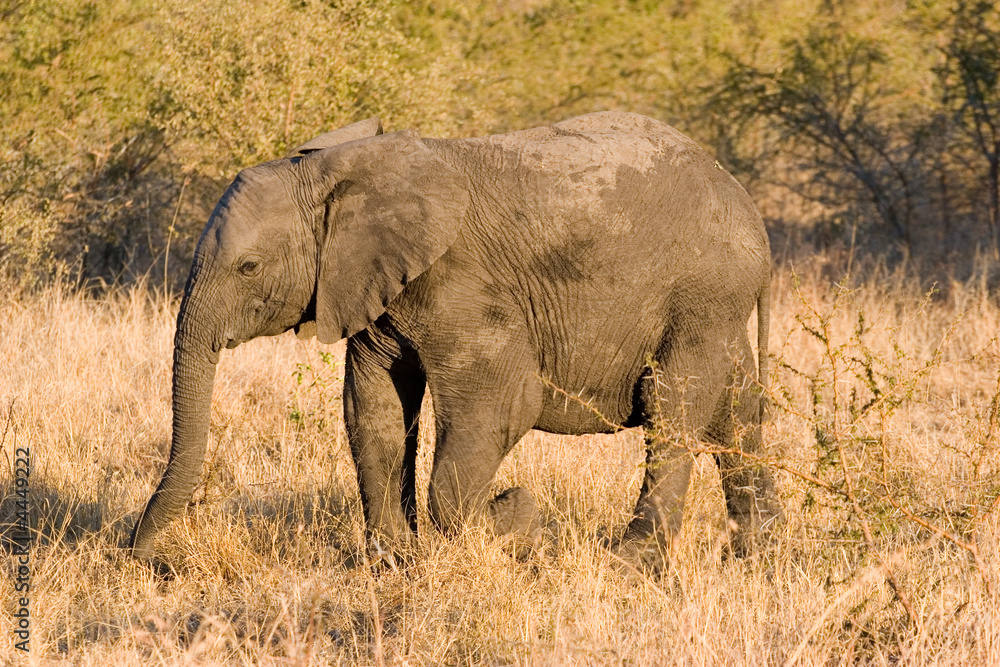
[616,322,739,575]
[705,335,783,558]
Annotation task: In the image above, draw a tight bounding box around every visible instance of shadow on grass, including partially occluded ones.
[0,475,387,658]
[0,476,123,553]
[46,596,386,660]
[219,487,365,568]
[0,472,364,567]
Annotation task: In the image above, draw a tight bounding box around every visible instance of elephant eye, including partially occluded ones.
[238,260,260,276]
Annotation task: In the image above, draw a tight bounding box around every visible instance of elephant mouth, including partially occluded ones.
[292,294,318,340]
[293,320,318,340]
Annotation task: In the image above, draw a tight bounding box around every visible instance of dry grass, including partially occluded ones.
[2,259,999,665]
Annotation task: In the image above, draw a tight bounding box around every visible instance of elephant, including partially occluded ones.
[128,111,783,572]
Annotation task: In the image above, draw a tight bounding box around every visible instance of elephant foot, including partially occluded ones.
[611,517,683,579]
[726,501,784,560]
[363,529,418,572]
[612,533,671,579]
[488,487,543,560]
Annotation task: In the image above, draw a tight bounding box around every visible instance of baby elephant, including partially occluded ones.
[129,112,782,572]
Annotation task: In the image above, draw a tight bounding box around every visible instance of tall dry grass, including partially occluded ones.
[1,259,998,665]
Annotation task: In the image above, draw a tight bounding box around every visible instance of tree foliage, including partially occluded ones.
[938,0,1000,257]
[707,23,940,247]
[1,0,997,288]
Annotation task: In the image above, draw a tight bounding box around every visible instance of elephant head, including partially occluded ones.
[128,119,470,558]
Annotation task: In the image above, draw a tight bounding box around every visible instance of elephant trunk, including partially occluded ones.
[129,287,220,558]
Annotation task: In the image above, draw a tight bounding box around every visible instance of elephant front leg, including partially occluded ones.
[426,372,544,550]
[344,332,425,559]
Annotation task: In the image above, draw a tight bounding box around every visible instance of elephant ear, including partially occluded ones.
[302,130,469,344]
[286,117,383,157]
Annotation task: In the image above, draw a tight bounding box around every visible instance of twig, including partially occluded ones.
[163,176,189,294]
[817,283,919,629]
[878,491,995,598]
[283,85,296,145]
[537,376,625,434]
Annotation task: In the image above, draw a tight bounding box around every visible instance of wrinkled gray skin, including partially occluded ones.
[129,112,782,572]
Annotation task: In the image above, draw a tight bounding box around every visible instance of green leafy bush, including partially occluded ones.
[2,0,999,288]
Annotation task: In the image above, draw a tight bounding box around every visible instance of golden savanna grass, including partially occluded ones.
[1,257,999,665]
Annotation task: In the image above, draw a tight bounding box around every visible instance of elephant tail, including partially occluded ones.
[757,272,770,421]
